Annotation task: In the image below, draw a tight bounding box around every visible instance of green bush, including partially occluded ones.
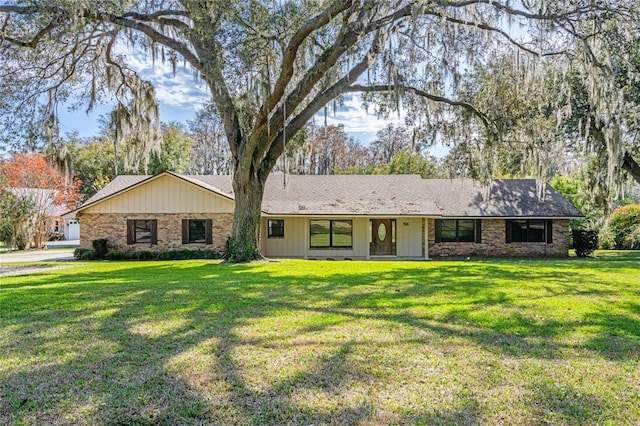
[572,229,598,257]
[129,250,155,260]
[605,204,640,249]
[92,238,109,259]
[100,248,223,261]
[623,224,640,249]
[105,250,126,260]
[73,248,96,260]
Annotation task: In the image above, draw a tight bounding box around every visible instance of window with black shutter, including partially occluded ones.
[182,219,213,244]
[127,219,157,244]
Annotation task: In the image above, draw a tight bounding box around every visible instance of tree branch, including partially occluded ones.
[346,84,493,129]
[425,12,567,57]
[255,0,354,135]
[101,13,201,71]
[1,18,56,48]
[259,32,387,174]
[622,151,640,185]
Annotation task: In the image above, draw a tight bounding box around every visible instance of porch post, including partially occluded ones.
[424,217,429,260]
[304,218,309,259]
[366,218,371,260]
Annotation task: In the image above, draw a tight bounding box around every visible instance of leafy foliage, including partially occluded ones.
[602,204,640,250]
[0,153,82,248]
[148,123,194,174]
[73,247,96,260]
[572,230,599,258]
[186,103,231,175]
[0,176,38,249]
[68,136,119,199]
[92,238,109,259]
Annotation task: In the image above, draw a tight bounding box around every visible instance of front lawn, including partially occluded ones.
[1,252,639,425]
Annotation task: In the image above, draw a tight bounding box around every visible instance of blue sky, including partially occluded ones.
[57,53,449,157]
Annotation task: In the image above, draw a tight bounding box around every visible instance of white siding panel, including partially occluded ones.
[262,217,306,258]
[262,217,369,259]
[397,217,423,257]
[83,175,234,214]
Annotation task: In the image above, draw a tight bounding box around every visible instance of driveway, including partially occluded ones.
[0,240,79,264]
[0,249,76,263]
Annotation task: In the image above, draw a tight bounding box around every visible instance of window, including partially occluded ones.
[506,219,552,243]
[310,219,353,248]
[435,219,480,243]
[127,219,157,244]
[182,219,212,244]
[268,219,285,238]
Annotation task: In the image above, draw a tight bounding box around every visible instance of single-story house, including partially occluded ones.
[62,171,583,258]
[11,187,79,242]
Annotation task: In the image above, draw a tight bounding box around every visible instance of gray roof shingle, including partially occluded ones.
[71,172,583,218]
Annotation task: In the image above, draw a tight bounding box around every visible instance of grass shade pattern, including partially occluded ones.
[0,252,639,425]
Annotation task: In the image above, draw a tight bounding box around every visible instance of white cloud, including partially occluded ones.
[312,94,405,136]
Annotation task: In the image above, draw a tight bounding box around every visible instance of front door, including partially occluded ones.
[370,219,396,255]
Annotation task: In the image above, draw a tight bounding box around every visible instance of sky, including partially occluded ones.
[56,53,450,157]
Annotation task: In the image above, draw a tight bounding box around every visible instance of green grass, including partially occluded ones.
[1,252,639,425]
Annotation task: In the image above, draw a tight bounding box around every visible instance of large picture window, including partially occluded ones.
[310,219,353,248]
[268,219,285,238]
[182,219,212,244]
[435,219,480,243]
[127,219,157,244]
[506,219,552,243]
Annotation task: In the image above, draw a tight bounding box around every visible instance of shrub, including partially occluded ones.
[572,229,598,257]
[73,248,96,260]
[606,204,640,249]
[598,226,615,249]
[92,238,109,259]
[623,224,640,249]
[129,250,155,260]
[101,248,223,261]
[105,250,126,260]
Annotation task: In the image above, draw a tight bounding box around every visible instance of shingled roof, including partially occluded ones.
[70,172,583,218]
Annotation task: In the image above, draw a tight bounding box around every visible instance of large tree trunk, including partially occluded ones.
[228,166,266,262]
[622,151,640,185]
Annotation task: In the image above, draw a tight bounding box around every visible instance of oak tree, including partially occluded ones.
[1,1,637,260]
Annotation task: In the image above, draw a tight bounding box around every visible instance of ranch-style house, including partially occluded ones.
[62,171,583,258]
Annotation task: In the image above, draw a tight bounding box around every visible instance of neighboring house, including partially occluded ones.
[62,171,583,258]
[11,188,79,242]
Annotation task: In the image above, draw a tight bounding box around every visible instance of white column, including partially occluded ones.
[366,219,371,259]
[304,219,309,259]
[424,217,429,260]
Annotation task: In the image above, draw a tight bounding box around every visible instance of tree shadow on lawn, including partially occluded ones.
[0,259,637,424]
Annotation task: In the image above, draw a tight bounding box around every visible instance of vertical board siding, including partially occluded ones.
[83,175,234,214]
[262,217,369,259]
[396,218,423,257]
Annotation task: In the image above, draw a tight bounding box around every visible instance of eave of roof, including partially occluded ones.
[62,171,242,217]
[62,173,584,219]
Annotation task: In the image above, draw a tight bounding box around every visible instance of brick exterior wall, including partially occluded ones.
[78,213,233,252]
[79,213,569,257]
[426,218,570,258]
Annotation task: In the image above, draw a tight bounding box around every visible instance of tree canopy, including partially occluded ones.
[2,1,639,260]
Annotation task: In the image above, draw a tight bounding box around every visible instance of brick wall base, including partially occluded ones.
[79,213,233,252]
[426,218,570,258]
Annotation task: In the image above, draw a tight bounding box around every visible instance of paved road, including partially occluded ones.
[0,240,79,263]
